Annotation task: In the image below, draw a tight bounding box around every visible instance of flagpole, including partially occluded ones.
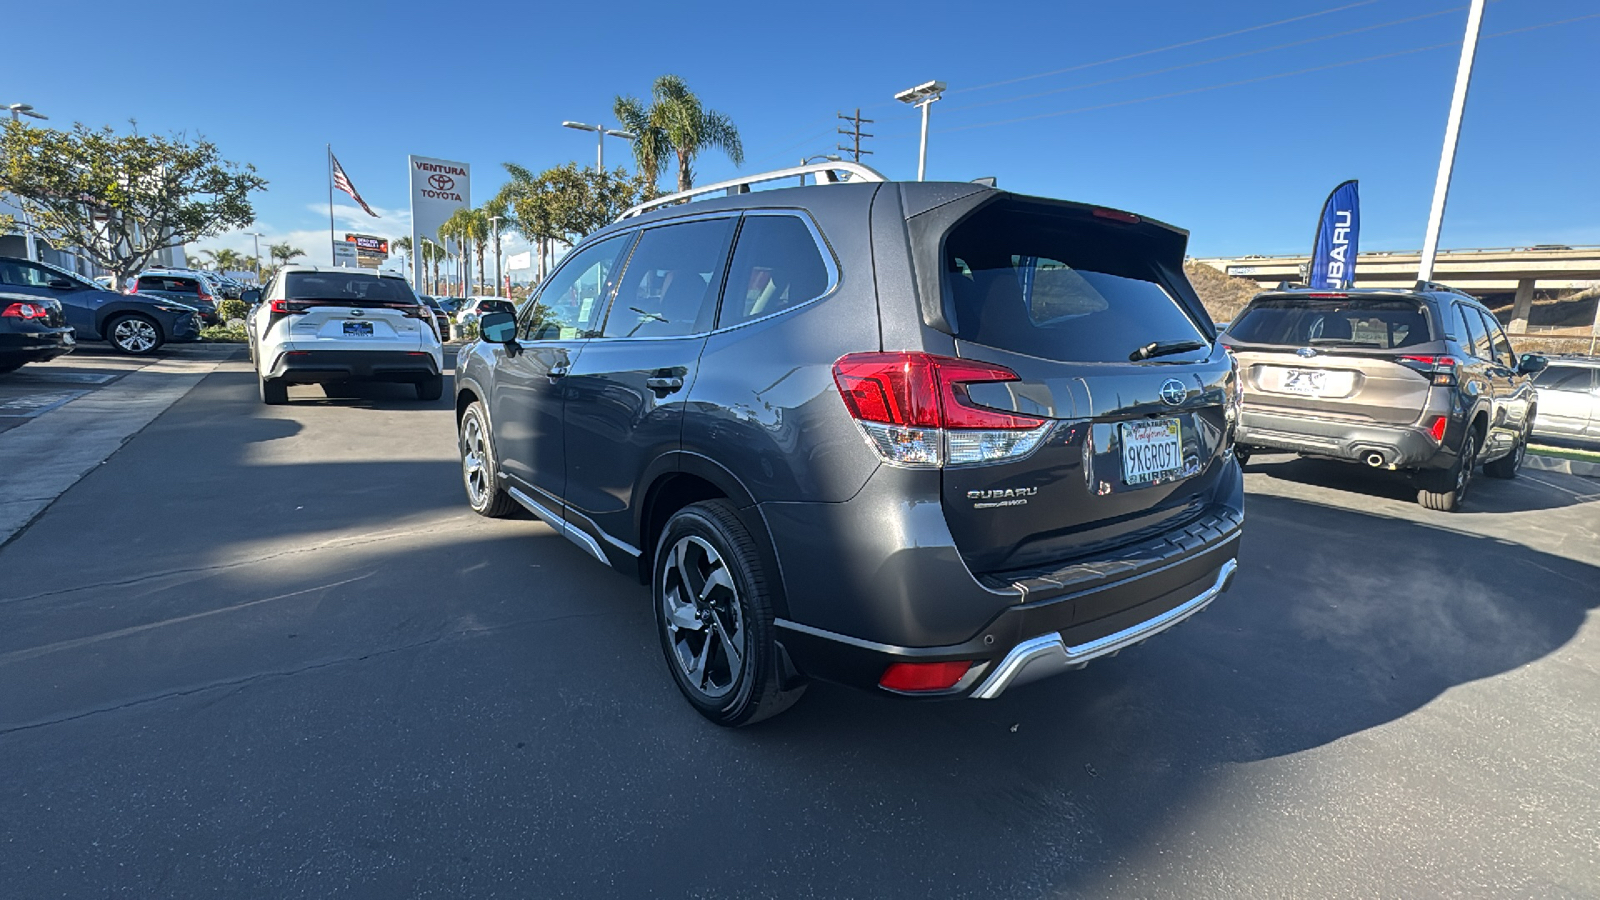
[327,145,336,267]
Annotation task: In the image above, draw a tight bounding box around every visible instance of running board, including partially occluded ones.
[506,485,607,564]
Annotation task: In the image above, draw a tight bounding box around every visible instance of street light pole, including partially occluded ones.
[799,154,841,186]
[488,215,504,297]
[894,82,946,181]
[246,231,265,280]
[1417,0,1486,286]
[562,121,636,170]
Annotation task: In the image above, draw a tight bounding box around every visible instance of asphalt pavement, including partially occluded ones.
[1,358,1597,898]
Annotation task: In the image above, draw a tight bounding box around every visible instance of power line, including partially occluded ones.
[931,12,1600,136]
[951,0,1389,96]
[942,3,1475,116]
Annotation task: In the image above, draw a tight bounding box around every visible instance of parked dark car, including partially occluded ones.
[419,295,452,341]
[455,167,1244,725]
[0,257,200,355]
[1223,287,1546,510]
[130,271,221,325]
[0,292,75,373]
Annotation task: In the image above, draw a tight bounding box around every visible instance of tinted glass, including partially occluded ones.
[1534,365,1595,392]
[1456,304,1488,359]
[283,272,416,304]
[1478,309,1514,364]
[1227,296,1433,349]
[604,218,735,339]
[943,203,1205,363]
[0,261,53,288]
[519,235,629,341]
[718,214,831,328]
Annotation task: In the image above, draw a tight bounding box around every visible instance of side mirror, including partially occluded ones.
[241,289,261,305]
[1518,353,1548,375]
[479,299,516,317]
[479,311,517,344]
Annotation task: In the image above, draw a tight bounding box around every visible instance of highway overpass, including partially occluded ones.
[1195,246,1600,333]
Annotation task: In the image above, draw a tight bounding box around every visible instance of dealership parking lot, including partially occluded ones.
[1,357,1596,898]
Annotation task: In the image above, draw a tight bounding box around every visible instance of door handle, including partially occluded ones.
[645,375,685,392]
[548,365,570,381]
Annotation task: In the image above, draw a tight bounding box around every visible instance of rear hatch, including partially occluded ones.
[272,271,429,349]
[1221,292,1442,426]
[912,195,1233,576]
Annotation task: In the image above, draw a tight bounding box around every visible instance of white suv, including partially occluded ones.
[249,266,444,404]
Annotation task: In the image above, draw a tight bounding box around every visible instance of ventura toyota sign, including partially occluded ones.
[408,154,471,289]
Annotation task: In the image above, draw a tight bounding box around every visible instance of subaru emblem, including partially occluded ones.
[1296,346,1316,358]
[1159,379,1187,406]
[350,309,365,317]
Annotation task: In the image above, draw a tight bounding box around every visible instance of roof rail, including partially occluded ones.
[617,161,888,221]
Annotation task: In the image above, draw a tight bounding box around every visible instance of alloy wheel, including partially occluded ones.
[1455,434,1477,501]
[660,535,746,700]
[113,318,158,353]
[461,414,489,506]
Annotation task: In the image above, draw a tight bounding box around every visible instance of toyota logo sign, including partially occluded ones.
[428,173,455,191]
[1159,379,1188,406]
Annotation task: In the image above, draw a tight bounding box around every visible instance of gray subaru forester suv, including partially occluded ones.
[1224,286,1547,511]
[456,165,1245,725]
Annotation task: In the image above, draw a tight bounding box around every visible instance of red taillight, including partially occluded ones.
[1,302,50,320]
[1400,355,1458,386]
[1092,208,1141,224]
[1430,416,1449,442]
[879,661,972,693]
[832,352,1045,431]
[269,298,311,314]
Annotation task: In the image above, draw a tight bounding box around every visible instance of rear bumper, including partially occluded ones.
[767,463,1244,698]
[266,349,440,383]
[0,329,75,365]
[1237,408,1446,469]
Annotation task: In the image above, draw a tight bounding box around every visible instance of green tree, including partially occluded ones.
[0,121,265,288]
[200,247,245,273]
[269,243,305,267]
[614,74,743,193]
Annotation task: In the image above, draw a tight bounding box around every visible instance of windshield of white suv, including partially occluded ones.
[284,272,416,304]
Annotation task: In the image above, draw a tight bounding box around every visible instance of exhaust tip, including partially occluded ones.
[1364,451,1385,467]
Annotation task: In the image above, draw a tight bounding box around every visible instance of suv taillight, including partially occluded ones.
[269,298,312,314]
[832,352,1051,468]
[1,302,51,320]
[1400,354,1458,386]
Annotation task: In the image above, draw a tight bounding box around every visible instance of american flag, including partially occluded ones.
[330,151,378,217]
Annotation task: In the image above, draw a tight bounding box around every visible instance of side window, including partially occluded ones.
[718,214,832,328]
[10,263,55,288]
[518,235,630,341]
[603,217,736,339]
[1534,366,1593,392]
[1456,304,1488,360]
[1478,310,1514,365]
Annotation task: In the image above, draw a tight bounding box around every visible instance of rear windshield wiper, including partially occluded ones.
[1129,340,1207,362]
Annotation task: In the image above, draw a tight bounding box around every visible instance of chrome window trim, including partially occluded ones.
[710,209,840,334]
[588,212,741,342]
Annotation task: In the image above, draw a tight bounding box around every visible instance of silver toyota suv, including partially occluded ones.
[455,164,1245,725]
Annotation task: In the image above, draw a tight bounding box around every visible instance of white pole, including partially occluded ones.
[597,128,605,170]
[1417,0,1486,285]
[916,101,932,181]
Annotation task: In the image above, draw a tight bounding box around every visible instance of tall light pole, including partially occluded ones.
[799,154,841,186]
[1417,0,1486,286]
[6,103,47,123]
[246,231,265,280]
[894,81,946,181]
[488,215,504,297]
[562,121,635,170]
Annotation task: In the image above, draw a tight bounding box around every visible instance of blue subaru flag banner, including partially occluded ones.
[1309,180,1360,289]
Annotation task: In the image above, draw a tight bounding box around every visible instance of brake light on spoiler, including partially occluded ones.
[832,352,1052,468]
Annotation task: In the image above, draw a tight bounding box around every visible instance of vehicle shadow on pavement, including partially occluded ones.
[1245,452,1581,512]
[274,381,453,411]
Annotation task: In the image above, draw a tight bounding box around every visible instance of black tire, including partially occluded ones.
[1234,446,1251,467]
[654,500,805,727]
[416,373,444,402]
[0,361,23,374]
[1417,430,1477,512]
[259,371,288,405]
[458,402,516,518]
[105,314,164,356]
[1483,413,1533,480]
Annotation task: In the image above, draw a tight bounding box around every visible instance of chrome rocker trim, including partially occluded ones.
[970,559,1238,700]
[506,486,608,565]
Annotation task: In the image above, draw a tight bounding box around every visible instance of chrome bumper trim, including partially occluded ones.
[970,558,1238,700]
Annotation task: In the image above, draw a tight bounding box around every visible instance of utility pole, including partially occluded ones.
[836,109,875,163]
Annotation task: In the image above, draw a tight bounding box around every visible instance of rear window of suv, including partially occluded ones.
[284,272,415,305]
[1227,296,1435,349]
[942,201,1206,363]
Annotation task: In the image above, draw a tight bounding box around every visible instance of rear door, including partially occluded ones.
[1224,293,1442,426]
[1533,364,1595,436]
[562,216,736,544]
[1475,306,1532,449]
[930,199,1233,575]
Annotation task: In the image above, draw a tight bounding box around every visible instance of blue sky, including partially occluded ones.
[7,0,1597,270]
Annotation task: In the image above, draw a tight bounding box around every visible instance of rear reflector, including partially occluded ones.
[833,352,1051,468]
[879,661,972,693]
[1430,416,1449,442]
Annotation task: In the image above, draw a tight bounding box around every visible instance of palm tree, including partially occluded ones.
[269,243,306,268]
[442,207,490,294]
[483,197,509,296]
[614,74,743,194]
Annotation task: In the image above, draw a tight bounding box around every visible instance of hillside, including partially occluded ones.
[1183,260,1262,325]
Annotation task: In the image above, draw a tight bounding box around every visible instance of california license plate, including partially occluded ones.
[1281,368,1327,395]
[1121,419,1183,485]
[343,321,374,336]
